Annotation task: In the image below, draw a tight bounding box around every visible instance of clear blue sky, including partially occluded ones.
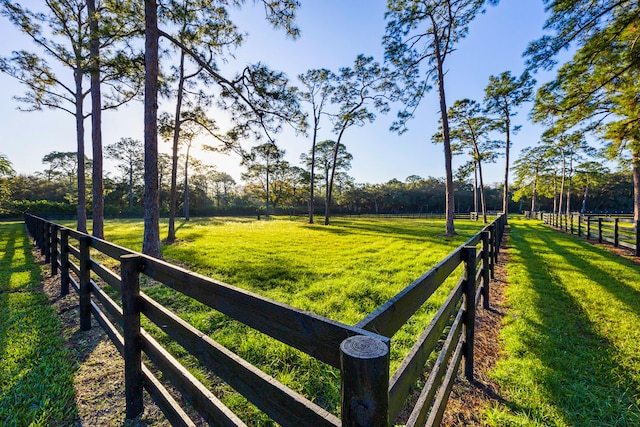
[0,0,563,186]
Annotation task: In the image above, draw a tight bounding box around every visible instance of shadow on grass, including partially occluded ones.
[301,218,482,243]
[537,228,640,320]
[165,244,318,296]
[0,222,78,425]
[502,221,640,425]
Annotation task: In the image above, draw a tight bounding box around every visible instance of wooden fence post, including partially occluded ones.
[495,217,501,256]
[462,246,477,382]
[577,215,582,237]
[340,335,389,427]
[587,216,591,239]
[60,228,70,296]
[121,254,144,420]
[43,221,50,261]
[489,223,496,280]
[79,236,92,331]
[39,219,45,250]
[481,230,490,310]
[598,218,603,243]
[34,218,41,250]
[614,218,619,247]
[570,214,574,235]
[50,225,58,275]
[31,216,38,247]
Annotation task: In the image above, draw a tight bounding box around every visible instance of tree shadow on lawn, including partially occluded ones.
[0,222,78,425]
[162,244,318,295]
[536,229,640,320]
[502,222,640,425]
[302,218,482,243]
[10,223,166,426]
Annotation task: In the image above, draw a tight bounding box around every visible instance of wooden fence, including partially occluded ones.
[540,213,640,256]
[25,213,506,426]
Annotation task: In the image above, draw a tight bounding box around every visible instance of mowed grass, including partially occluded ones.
[0,222,76,426]
[87,216,485,422]
[485,219,640,426]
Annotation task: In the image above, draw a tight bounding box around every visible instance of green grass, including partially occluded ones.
[485,219,640,426]
[81,216,486,422]
[0,222,77,426]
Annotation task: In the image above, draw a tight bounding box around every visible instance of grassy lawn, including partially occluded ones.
[0,222,76,426]
[75,215,486,422]
[486,219,640,426]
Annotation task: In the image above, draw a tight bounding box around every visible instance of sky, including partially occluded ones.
[0,0,567,187]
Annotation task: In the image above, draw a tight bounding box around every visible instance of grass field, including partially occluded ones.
[485,219,640,426]
[0,222,76,426]
[71,215,486,422]
[20,215,640,425]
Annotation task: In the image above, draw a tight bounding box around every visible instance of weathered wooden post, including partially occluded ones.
[34,217,41,249]
[496,218,501,256]
[492,222,498,279]
[39,218,45,250]
[31,216,38,246]
[78,236,92,331]
[121,254,144,420]
[614,218,619,247]
[43,221,50,261]
[340,335,389,427]
[50,224,58,275]
[598,218,603,244]
[586,216,591,239]
[462,246,477,381]
[481,230,490,310]
[577,214,582,237]
[570,214,574,235]
[60,228,70,296]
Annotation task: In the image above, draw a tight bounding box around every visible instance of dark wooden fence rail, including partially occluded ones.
[24,213,506,426]
[540,213,640,256]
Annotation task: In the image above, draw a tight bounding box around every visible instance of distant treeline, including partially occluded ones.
[2,168,633,219]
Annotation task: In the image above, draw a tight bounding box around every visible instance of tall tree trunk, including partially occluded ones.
[436,54,455,235]
[266,159,270,216]
[309,123,318,224]
[128,164,134,209]
[552,171,558,214]
[566,154,573,216]
[473,163,478,213]
[324,169,330,219]
[558,152,566,218]
[74,64,87,233]
[477,159,487,224]
[581,178,589,214]
[183,142,191,221]
[634,148,640,221]
[532,165,538,213]
[503,118,511,222]
[326,134,346,225]
[88,0,104,239]
[143,0,161,258]
[167,50,186,242]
